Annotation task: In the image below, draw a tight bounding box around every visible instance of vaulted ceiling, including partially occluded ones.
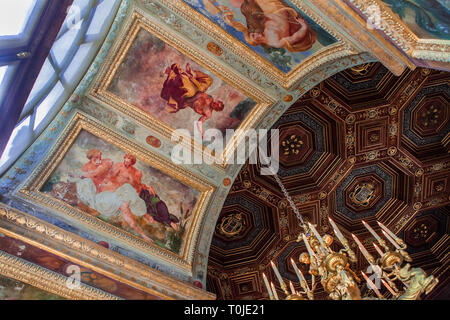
[0,0,448,300]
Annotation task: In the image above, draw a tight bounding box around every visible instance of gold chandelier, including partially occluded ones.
[263,219,439,300]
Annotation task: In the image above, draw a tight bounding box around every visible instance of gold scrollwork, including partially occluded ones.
[350,62,375,76]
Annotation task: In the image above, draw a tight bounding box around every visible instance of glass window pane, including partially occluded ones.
[26,58,55,105]
[0,0,36,36]
[33,81,65,130]
[0,63,18,106]
[86,0,117,37]
[62,43,93,84]
[0,65,9,105]
[0,116,31,168]
[0,0,122,175]
[73,0,91,12]
[51,25,83,67]
[0,66,7,85]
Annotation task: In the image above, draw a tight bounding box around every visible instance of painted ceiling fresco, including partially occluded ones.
[108,27,256,139]
[41,130,200,254]
[183,0,337,73]
[381,0,450,40]
[0,0,448,300]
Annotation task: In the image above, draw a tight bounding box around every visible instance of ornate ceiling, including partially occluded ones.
[207,64,450,300]
[0,0,448,300]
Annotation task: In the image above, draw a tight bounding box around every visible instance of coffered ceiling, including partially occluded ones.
[207,64,450,300]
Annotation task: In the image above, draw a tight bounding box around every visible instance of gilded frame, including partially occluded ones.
[0,249,120,300]
[16,112,215,274]
[89,10,276,169]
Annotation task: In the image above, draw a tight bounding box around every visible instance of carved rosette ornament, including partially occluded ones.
[281,135,304,156]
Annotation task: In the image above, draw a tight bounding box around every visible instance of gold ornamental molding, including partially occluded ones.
[158,0,359,89]
[412,41,450,62]
[0,203,216,300]
[89,10,276,169]
[0,250,120,300]
[15,112,215,275]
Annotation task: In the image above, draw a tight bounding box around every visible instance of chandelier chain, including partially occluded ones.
[268,167,304,225]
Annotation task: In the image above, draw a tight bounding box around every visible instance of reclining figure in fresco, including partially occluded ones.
[52,149,179,242]
[202,0,317,52]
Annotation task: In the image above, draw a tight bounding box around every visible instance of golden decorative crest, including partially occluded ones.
[218,213,244,238]
[349,183,376,207]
